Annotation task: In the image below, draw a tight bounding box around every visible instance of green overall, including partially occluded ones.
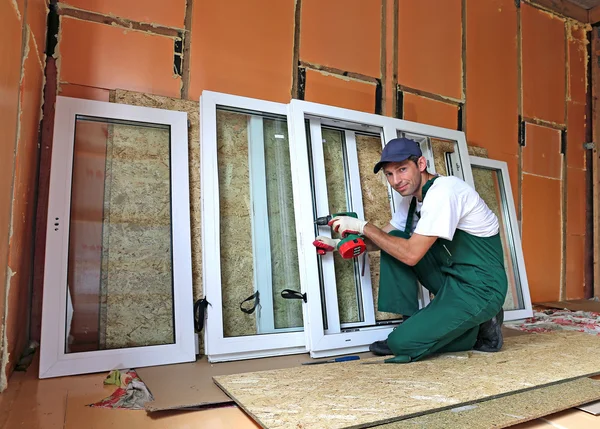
[378,177,508,363]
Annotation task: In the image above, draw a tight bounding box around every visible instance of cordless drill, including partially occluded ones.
[314,212,367,259]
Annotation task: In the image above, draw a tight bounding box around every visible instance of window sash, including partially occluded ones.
[40,96,195,378]
[200,91,307,362]
[469,156,533,321]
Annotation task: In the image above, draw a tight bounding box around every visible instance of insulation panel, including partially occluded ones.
[522,124,562,179]
[521,174,562,302]
[521,3,566,124]
[59,18,181,98]
[397,0,462,99]
[215,332,600,429]
[465,0,518,158]
[300,0,380,77]
[304,70,376,114]
[188,0,294,103]
[60,0,186,28]
[402,93,458,130]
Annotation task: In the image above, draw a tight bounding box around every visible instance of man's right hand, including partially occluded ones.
[313,236,340,255]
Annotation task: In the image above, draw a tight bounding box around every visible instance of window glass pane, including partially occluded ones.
[68,117,174,353]
[472,165,524,310]
[264,118,303,330]
[217,109,302,337]
[355,134,402,322]
[321,128,361,324]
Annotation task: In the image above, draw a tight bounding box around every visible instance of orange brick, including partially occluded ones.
[466,0,518,157]
[62,0,186,28]
[398,0,462,99]
[59,18,181,98]
[0,6,24,341]
[568,25,587,105]
[27,0,47,63]
[522,3,566,124]
[59,84,111,102]
[567,166,586,236]
[521,174,562,303]
[6,32,45,380]
[304,69,376,113]
[188,0,294,103]
[567,101,586,170]
[566,234,585,300]
[300,0,381,78]
[523,124,562,179]
[402,93,457,129]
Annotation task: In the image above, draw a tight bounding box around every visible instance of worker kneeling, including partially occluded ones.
[314,137,508,363]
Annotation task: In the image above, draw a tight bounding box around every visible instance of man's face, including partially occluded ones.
[382,158,426,197]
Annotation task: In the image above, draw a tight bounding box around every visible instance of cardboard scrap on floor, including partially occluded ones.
[214,332,600,429]
[576,399,600,416]
[382,377,600,429]
[136,352,375,411]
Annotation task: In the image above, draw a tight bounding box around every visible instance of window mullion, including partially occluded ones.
[309,118,342,334]
[343,130,375,326]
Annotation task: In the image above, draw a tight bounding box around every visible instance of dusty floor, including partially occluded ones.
[0,357,599,428]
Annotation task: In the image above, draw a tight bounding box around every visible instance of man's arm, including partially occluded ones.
[364,223,395,251]
[362,223,437,266]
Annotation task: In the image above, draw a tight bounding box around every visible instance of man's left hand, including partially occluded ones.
[328,216,368,237]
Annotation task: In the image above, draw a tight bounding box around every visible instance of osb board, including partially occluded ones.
[537,300,600,313]
[430,138,454,175]
[217,110,257,337]
[355,134,401,322]
[100,123,174,348]
[138,352,377,411]
[322,128,359,324]
[112,90,203,303]
[384,377,600,429]
[263,118,303,329]
[214,331,600,429]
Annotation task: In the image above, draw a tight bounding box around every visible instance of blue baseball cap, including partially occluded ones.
[373,137,422,173]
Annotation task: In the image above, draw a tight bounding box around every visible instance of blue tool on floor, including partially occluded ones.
[301,355,360,365]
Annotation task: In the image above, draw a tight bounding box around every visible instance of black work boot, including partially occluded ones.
[369,315,411,356]
[473,308,504,352]
[369,339,393,356]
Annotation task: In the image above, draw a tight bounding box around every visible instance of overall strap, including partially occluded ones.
[404,175,439,234]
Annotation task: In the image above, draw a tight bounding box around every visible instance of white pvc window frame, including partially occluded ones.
[470,157,533,321]
[39,96,195,378]
[308,119,379,333]
[200,91,307,362]
[289,100,475,357]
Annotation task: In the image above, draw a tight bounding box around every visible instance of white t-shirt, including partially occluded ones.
[389,176,499,241]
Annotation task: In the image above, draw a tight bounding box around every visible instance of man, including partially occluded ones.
[313,137,508,363]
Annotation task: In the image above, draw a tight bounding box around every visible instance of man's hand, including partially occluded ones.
[313,236,340,254]
[328,216,368,238]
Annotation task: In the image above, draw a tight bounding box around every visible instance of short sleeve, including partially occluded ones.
[389,196,413,231]
[413,187,460,240]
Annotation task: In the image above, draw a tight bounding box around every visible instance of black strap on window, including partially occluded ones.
[194,298,210,332]
[281,289,307,303]
[240,291,260,314]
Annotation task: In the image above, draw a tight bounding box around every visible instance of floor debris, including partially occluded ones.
[89,369,154,410]
[505,309,600,335]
